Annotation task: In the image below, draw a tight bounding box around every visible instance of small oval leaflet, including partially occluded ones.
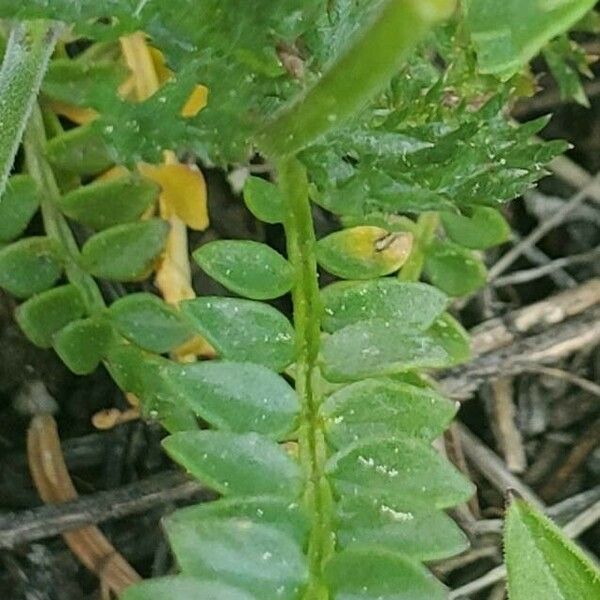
[0,175,40,242]
[165,360,299,438]
[243,176,284,224]
[193,240,293,300]
[441,206,510,250]
[120,577,259,600]
[163,430,302,497]
[316,226,413,279]
[80,219,169,282]
[321,278,447,333]
[181,297,295,372]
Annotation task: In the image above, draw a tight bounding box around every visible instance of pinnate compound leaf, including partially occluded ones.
[321,379,457,449]
[56,174,159,230]
[121,577,259,600]
[337,497,468,561]
[321,279,447,333]
[16,285,86,348]
[108,293,194,353]
[0,237,62,299]
[441,207,510,250]
[505,497,600,600]
[324,548,446,600]
[165,517,308,600]
[316,227,412,279]
[193,240,293,300]
[326,435,474,509]
[0,175,40,242]
[166,361,298,438]
[80,219,169,281]
[181,297,295,372]
[53,317,113,374]
[163,431,302,497]
[243,176,284,224]
[424,240,487,297]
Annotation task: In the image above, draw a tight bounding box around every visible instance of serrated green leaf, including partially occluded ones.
[424,240,487,296]
[326,435,474,509]
[321,379,457,449]
[165,517,308,600]
[163,431,302,497]
[243,176,284,224]
[80,219,169,281]
[337,497,468,561]
[53,317,113,374]
[0,237,62,299]
[56,174,160,230]
[320,320,451,383]
[324,548,446,600]
[316,227,412,280]
[0,175,40,242]
[121,577,259,600]
[441,207,510,250]
[108,293,193,353]
[165,361,298,438]
[181,297,295,372]
[321,279,447,333]
[15,285,86,348]
[505,497,600,600]
[193,240,293,300]
[465,0,597,80]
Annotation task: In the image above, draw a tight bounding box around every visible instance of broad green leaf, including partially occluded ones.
[337,497,468,560]
[168,496,309,546]
[316,227,412,280]
[0,175,40,242]
[243,176,284,224]
[56,174,160,230]
[505,497,600,600]
[80,219,169,281]
[321,379,457,449]
[424,240,487,296]
[166,361,299,438]
[0,237,62,299]
[320,320,451,383]
[53,317,113,374]
[193,240,293,300]
[163,431,302,497]
[464,0,597,80]
[15,285,86,348]
[326,434,474,509]
[181,297,295,372]
[108,293,193,353]
[321,279,447,333]
[165,517,308,600]
[121,577,259,600]
[428,313,471,366]
[441,207,510,249]
[324,548,446,600]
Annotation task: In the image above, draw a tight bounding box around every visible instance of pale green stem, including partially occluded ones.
[0,20,62,201]
[399,211,439,282]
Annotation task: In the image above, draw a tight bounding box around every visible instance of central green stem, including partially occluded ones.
[278,157,333,599]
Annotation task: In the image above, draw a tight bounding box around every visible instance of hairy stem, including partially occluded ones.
[399,211,439,282]
[279,157,332,599]
[0,21,62,200]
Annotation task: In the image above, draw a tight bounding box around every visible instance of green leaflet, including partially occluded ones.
[504,498,600,599]
[121,578,259,600]
[321,379,458,449]
[193,240,293,300]
[0,236,63,299]
[80,219,169,281]
[428,313,471,366]
[181,297,296,372]
[243,176,285,224]
[108,293,194,353]
[321,279,447,333]
[165,361,299,438]
[465,0,597,80]
[0,175,40,242]
[56,174,160,230]
[441,207,510,250]
[163,431,302,497]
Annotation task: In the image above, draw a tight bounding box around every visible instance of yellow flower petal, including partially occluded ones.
[149,46,174,85]
[138,162,209,231]
[48,100,98,125]
[96,165,131,181]
[181,85,208,117]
